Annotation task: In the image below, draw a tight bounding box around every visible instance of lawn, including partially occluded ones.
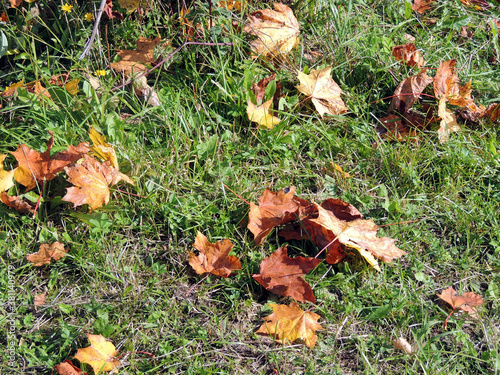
[1,0,499,374]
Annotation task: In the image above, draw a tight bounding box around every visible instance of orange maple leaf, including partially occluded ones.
[63,155,131,211]
[252,246,320,303]
[188,232,242,277]
[256,301,322,347]
[412,0,434,14]
[437,286,484,328]
[388,69,433,114]
[26,242,68,266]
[392,43,426,68]
[54,359,88,375]
[11,132,89,191]
[110,36,161,75]
[74,334,119,374]
[247,186,310,246]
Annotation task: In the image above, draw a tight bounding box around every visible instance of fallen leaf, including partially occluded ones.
[393,337,414,355]
[132,75,161,106]
[8,0,22,8]
[296,67,348,116]
[89,128,119,170]
[252,246,320,303]
[244,3,300,59]
[34,292,47,306]
[188,231,241,277]
[437,97,460,144]
[256,301,322,347]
[54,360,86,375]
[1,81,25,97]
[391,43,425,68]
[218,0,244,11]
[460,0,490,9]
[377,112,428,142]
[438,286,484,316]
[115,36,161,67]
[247,99,281,129]
[11,132,89,191]
[412,0,434,14]
[388,69,433,114]
[64,79,80,96]
[330,163,351,178]
[63,156,130,211]
[118,0,141,12]
[248,186,309,246]
[74,334,119,374]
[251,73,281,105]
[0,192,35,214]
[0,154,15,192]
[27,242,68,266]
[103,0,123,20]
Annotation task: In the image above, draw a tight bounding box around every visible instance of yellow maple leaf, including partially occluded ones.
[256,302,322,348]
[64,79,80,96]
[0,154,15,193]
[247,99,281,129]
[296,67,348,117]
[118,0,141,13]
[89,128,119,170]
[243,3,299,59]
[74,334,119,374]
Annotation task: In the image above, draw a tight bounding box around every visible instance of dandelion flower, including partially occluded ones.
[84,13,94,22]
[61,3,73,13]
[95,70,106,77]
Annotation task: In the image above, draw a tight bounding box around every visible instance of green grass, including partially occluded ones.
[1,0,500,374]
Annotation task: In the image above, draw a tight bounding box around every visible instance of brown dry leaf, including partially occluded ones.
[433,59,461,101]
[437,286,484,317]
[73,334,119,374]
[247,186,309,246]
[0,192,35,214]
[251,73,281,105]
[247,99,281,129]
[27,242,68,266]
[1,81,25,98]
[132,75,161,107]
[437,97,460,144]
[252,246,320,303]
[412,0,434,14]
[103,0,123,20]
[11,132,89,191]
[393,337,414,355]
[392,43,425,68]
[460,0,490,9]
[188,231,241,278]
[34,292,47,306]
[244,3,300,59]
[110,36,161,75]
[0,154,15,193]
[63,156,129,211]
[256,301,322,347]
[296,67,348,116]
[388,69,433,113]
[377,112,428,142]
[54,360,87,375]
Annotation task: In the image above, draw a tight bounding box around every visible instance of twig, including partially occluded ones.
[79,0,108,60]
[223,184,250,205]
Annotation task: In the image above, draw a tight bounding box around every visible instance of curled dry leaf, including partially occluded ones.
[11,132,89,191]
[437,286,484,317]
[247,186,309,246]
[296,67,348,117]
[388,69,433,114]
[247,99,281,129]
[73,334,119,374]
[110,36,161,75]
[244,3,299,59]
[188,231,241,278]
[27,242,68,266]
[0,154,15,193]
[393,337,414,355]
[256,301,322,348]
[392,43,425,68]
[54,359,87,375]
[0,192,35,214]
[252,246,320,303]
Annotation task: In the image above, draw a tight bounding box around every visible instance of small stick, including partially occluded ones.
[79,0,108,60]
[378,218,426,227]
[186,274,209,296]
[223,184,250,205]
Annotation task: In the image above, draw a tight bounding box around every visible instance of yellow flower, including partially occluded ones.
[84,13,94,22]
[95,70,106,77]
[61,3,73,13]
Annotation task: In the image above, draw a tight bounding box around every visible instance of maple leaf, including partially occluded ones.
[188,231,241,277]
[11,132,89,191]
[412,0,434,14]
[388,69,433,114]
[74,334,119,374]
[251,73,282,106]
[256,301,322,347]
[110,36,161,75]
[0,192,35,214]
[252,246,320,303]
[27,242,68,266]
[244,3,300,59]
[392,43,425,68]
[63,156,131,211]
[437,286,484,328]
[248,186,310,246]
[247,99,281,129]
[34,292,47,306]
[437,97,460,144]
[0,154,15,193]
[54,360,87,375]
[296,67,348,117]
